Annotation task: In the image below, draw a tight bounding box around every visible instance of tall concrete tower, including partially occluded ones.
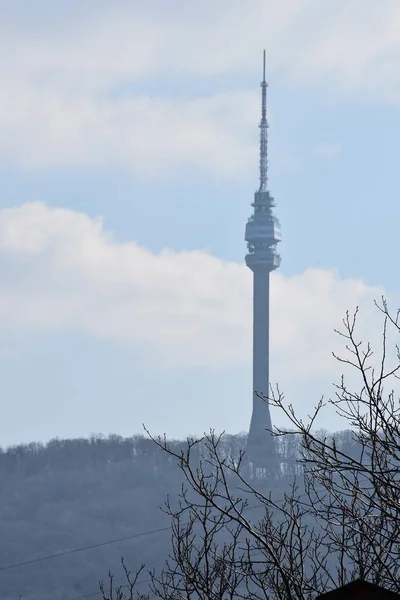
[245,51,281,469]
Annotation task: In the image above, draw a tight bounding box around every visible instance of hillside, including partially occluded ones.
[0,430,356,600]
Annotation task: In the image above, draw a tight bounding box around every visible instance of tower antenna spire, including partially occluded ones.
[259,49,268,192]
[263,48,266,80]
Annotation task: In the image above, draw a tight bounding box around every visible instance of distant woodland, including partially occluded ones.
[0,430,359,600]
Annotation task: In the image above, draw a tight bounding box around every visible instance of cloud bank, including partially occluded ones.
[0,202,387,380]
[0,1,399,173]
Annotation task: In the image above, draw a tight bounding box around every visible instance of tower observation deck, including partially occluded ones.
[245,51,281,471]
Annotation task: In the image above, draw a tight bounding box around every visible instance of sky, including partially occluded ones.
[0,0,399,447]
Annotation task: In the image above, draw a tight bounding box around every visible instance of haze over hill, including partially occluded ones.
[0,429,360,600]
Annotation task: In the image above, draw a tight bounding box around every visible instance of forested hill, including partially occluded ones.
[0,430,357,600]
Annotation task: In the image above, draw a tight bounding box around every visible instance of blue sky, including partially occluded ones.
[0,0,399,446]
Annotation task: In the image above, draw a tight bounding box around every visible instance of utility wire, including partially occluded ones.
[0,502,266,576]
[0,526,171,573]
[64,502,268,600]
[0,502,267,600]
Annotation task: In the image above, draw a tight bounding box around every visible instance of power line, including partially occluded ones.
[0,526,171,573]
[0,501,267,600]
[0,502,266,576]
[64,502,268,600]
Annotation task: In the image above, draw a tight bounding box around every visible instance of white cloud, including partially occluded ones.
[5,0,398,94]
[0,88,258,175]
[0,1,399,173]
[0,202,389,380]
[0,1,308,89]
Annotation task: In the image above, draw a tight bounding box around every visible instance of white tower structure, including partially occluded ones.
[245,51,281,470]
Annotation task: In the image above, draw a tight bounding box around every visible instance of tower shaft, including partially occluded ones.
[249,269,273,443]
[244,51,281,470]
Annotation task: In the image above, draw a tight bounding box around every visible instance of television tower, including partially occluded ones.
[245,51,281,469]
